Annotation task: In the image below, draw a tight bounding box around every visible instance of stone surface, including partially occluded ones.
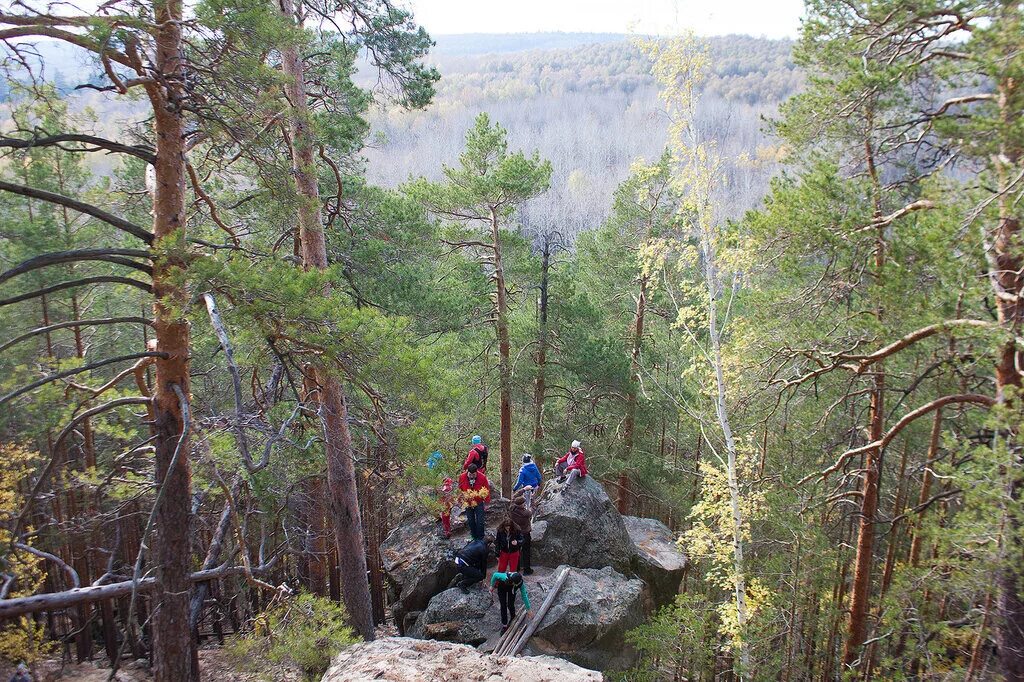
[530,476,633,571]
[380,498,509,632]
[406,586,493,644]
[527,565,646,671]
[321,637,603,681]
[623,515,686,606]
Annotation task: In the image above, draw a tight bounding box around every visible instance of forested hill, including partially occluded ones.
[366,34,800,230]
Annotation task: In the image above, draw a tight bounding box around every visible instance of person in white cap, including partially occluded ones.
[554,440,588,486]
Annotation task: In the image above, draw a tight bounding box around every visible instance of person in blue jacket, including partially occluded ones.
[514,453,542,510]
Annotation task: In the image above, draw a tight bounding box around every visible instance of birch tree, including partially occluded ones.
[639,34,756,679]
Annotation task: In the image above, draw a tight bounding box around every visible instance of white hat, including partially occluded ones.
[571,440,581,448]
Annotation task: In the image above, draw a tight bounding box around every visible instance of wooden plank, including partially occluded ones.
[506,566,569,657]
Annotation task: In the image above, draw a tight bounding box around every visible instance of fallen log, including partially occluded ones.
[0,564,268,620]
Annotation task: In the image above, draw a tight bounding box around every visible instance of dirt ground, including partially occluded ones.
[1,648,302,682]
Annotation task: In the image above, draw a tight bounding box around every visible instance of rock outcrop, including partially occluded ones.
[526,565,646,671]
[624,515,686,606]
[530,476,633,571]
[321,637,602,681]
[380,498,509,631]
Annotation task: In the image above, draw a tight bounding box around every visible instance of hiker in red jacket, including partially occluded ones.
[555,440,588,486]
[438,477,455,537]
[464,434,489,471]
[459,464,491,540]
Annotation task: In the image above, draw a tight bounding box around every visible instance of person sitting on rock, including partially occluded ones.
[464,434,489,471]
[495,517,524,573]
[514,453,542,510]
[555,440,588,486]
[490,571,531,632]
[450,537,490,590]
[459,463,491,541]
[509,489,534,575]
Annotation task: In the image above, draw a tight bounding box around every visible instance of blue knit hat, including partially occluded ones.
[472,435,482,445]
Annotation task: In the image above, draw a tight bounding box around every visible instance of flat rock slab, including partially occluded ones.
[321,637,603,681]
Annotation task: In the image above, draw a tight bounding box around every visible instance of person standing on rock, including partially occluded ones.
[451,537,490,590]
[438,476,455,538]
[555,440,588,486]
[509,488,534,575]
[464,434,489,471]
[459,463,491,541]
[514,453,542,510]
[495,517,524,572]
[490,571,531,632]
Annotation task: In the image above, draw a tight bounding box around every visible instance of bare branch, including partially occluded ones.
[0,317,154,354]
[0,352,166,407]
[0,276,152,307]
[0,181,153,243]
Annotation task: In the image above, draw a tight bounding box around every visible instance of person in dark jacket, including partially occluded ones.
[509,488,534,574]
[450,538,490,589]
[495,517,524,573]
[514,453,542,510]
[490,571,531,631]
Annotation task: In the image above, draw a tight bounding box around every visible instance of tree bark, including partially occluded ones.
[842,126,887,674]
[146,1,194,675]
[490,207,514,498]
[278,0,375,639]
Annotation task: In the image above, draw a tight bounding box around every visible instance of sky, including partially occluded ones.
[406,0,806,39]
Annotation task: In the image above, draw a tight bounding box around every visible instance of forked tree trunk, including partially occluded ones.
[620,275,648,515]
[148,0,194,677]
[490,207,513,498]
[278,0,375,639]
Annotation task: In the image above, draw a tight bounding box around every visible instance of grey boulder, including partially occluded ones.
[527,565,646,671]
[624,515,686,606]
[531,476,633,572]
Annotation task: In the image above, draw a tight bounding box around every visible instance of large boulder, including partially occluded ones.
[527,565,646,671]
[406,586,494,644]
[322,637,602,681]
[531,476,633,571]
[624,515,687,607]
[380,498,510,631]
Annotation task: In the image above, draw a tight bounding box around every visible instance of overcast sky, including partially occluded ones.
[407,0,806,39]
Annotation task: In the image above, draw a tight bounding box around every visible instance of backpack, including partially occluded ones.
[473,444,489,469]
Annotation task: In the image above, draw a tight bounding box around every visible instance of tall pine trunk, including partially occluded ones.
[490,207,513,498]
[149,0,194,677]
[278,0,375,639]
[532,239,550,454]
[992,56,1024,678]
[843,126,887,674]
[620,275,647,515]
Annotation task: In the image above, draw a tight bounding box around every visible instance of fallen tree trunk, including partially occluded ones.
[0,564,268,620]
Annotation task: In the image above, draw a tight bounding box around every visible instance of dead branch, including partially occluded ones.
[0,352,166,407]
[0,276,152,307]
[0,249,153,286]
[0,317,153,354]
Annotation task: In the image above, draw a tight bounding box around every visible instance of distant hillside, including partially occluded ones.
[365,35,800,231]
[432,32,629,56]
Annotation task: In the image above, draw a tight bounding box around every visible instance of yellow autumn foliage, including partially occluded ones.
[0,444,55,664]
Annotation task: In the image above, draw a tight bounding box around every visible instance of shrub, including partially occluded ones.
[227,592,360,680]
